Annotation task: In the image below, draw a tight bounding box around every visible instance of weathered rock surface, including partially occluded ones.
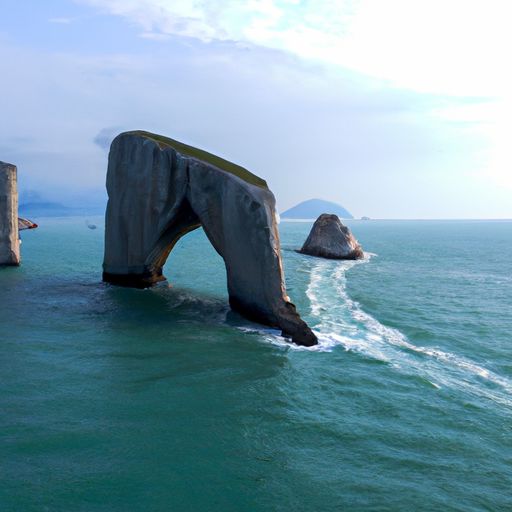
[299,214,364,260]
[0,161,20,265]
[103,131,317,346]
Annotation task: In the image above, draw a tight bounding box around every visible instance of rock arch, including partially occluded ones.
[103,131,317,346]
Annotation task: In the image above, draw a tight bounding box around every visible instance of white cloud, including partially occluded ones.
[77,0,512,97]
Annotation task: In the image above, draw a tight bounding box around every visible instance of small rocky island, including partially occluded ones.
[299,214,364,260]
[0,161,21,266]
[103,131,317,346]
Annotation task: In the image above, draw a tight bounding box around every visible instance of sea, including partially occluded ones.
[1,217,511,511]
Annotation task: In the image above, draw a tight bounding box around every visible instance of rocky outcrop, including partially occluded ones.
[0,161,20,265]
[103,131,317,346]
[18,218,38,230]
[299,214,364,260]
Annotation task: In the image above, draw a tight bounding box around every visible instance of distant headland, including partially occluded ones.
[281,198,353,219]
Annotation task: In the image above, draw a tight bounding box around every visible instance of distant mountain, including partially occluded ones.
[281,199,353,219]
[19,201,104,217]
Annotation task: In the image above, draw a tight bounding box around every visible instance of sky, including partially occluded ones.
[0,0,511,218]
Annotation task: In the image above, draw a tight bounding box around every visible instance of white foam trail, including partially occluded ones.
[346,289,512,400]
[298,252,512,409]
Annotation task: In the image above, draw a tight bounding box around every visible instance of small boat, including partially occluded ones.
[18,217,38,230]
[85,220,97,230]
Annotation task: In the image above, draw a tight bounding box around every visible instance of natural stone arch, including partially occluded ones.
[103,131,317,346]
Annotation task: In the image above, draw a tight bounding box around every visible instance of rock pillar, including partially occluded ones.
[0,161,20,266]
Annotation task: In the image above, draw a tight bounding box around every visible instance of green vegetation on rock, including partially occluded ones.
[128,130,268,189]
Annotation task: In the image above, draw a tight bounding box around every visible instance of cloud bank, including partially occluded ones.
[78,0,512,96]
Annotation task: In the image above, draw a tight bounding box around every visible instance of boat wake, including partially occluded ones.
[258,254,512,409]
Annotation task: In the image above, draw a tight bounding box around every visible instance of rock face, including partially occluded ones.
[103,131,317,346]
[0,161,20,266]
[299,214,364,260]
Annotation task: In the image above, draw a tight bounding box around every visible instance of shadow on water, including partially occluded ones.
[100,282,230,327]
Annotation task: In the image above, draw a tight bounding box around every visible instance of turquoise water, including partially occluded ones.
[1,218,511,511]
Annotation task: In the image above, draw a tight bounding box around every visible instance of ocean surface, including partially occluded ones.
[1,218,511,511]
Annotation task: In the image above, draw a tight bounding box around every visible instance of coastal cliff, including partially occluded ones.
[103,131,317,346]
[0,161,20,265]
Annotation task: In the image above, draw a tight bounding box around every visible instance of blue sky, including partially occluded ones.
[1,0,510,218]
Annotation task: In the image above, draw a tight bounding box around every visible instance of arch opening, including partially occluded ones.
[163,227,229,299]
[145,198,201,283]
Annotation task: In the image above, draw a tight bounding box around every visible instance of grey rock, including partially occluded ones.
[102,131,317,346]
[299,214,364,260]
[0,161,20,265]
